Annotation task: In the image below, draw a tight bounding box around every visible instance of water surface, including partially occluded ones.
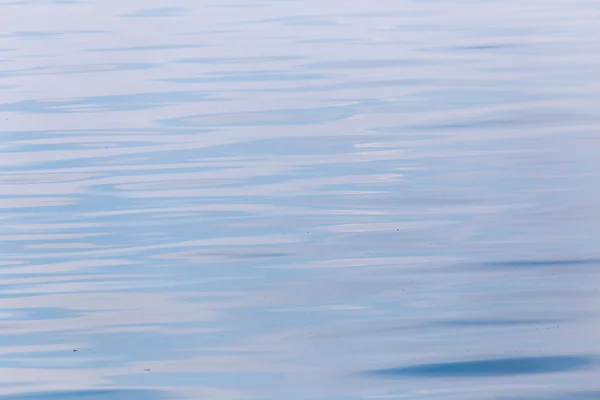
[2,0,600,399]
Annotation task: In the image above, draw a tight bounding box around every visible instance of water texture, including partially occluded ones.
[1,0,600,399]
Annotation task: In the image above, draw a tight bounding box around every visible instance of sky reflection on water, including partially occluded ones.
[2,0,600,399]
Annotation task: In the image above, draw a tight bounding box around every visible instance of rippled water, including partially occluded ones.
[2,0,600,399]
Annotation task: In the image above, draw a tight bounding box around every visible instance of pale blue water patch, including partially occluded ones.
[515,391,600,400]
[174,56,306,64]
[16,63,158,76]
[120,8,189,18]
[0,31,104,39]
[0,308,81,320]
[0,64,158,83]
[302,59,429,69]
[159,105,357,127]
[245,15,344,27]
[87,45,208,53]
[160,71,326,84]
[0,390,170,400]
[0,92,219,113]
[1,0,87,4]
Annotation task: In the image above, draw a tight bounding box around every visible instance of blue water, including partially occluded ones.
[2,0,600,399]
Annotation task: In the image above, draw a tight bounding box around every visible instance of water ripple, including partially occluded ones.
[368,356,596,378]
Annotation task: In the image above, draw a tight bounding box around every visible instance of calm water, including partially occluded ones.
[1,0,600,399]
